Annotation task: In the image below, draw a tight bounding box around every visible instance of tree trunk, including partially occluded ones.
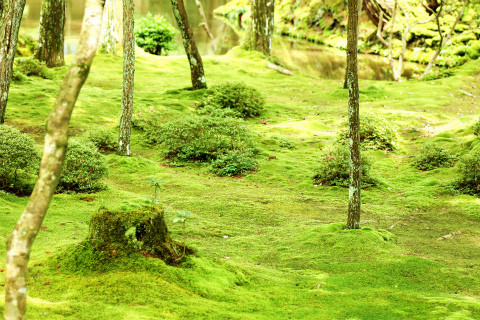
[118,0,135,156]
[363,0,393,27]
[100,0,118,54]
[344,0,363,89]
[346,0,361,229]
[0,0,27,125]
[170,0,207,90]
[35,0,66,67]
[243,0,275,56]
[4,1,104,318]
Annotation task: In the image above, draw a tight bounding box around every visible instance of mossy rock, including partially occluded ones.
[88,206,189,265]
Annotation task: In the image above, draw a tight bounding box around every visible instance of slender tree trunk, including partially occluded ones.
[344,0,363,88]
[100,0,118,54]
[4,1,104,318]
[0,0,27,124]
[171,0,207,90]
[346,0,361,229]
[34,0,66,67]
[243,0,275,56]
[195,0,216,54]
[118,0,135,156]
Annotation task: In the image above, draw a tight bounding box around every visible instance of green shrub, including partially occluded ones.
[0,125,40,194]
[134,14,177,55]
[143,115,258,170]
[210,150,258,176]
[338,114,396,150]
[83,127,118,152]
[58,139,108,193]
[13,57,52,79]
[420,69,455,81]
[451,150,480,196]
[198,82,265,118]
[473,118,480,136]
[313,145,376,188]
[412,142,455,171]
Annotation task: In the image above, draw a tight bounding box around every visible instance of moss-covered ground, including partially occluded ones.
[1,47,480,319]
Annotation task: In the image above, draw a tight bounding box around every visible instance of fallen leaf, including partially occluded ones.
[42,281,50,285]
[41,226,48,230]
[56,264,60,268]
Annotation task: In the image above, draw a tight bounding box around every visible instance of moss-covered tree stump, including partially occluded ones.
[88,206,187,265]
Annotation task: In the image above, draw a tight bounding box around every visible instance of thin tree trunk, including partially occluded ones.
[4,1,104,318]
[243,0,275,56]
[344,0,363,88]
[195,0,216,54]
[0,0,27,124]
[35,0,66,67]
[118,0,135,156]
[100,0,118,54]
[346,0,361,229]
[171,0,207,90]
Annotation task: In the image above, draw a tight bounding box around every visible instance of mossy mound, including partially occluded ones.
[62,207,190,272]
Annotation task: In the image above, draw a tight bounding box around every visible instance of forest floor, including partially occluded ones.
[0,48,480,319]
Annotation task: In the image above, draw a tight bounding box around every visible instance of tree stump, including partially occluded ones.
[88,206,187,265]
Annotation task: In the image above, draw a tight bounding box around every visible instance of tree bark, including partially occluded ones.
[100,0,118,54]
[243,0,275,56]
[34,0,66,67]
[0,0,27,124]
[346,0,361,229]
[170,0,207,90]
[344,0,363,89]
[4,1,104,318]
[118,0,135,156]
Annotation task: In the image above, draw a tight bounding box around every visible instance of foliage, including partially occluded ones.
[451,149,480,196]
[16,33,37,57]
[143,115,258,169]
[57,139,108,193]
[83,127,118,152]
[338,114,397,150]
[134,14,177,56]
[0,125,40,194]
[313,145,376,188]
[210,150,258,176]
[473,118,480,136]
[412,142,455,171]
[198,82,265,118]
[13,57,52,79]
[419,69,456,81]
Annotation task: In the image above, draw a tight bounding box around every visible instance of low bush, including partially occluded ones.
[83,127,118,152]
[13,57,52,79]
[210,150,258,176]
[198,82,264,118]
[338,114,396,150]
[58,139,108,193]
[412,142,455,171]
[0,125,40,194]
[451,149,480,196]
[313,145,376,188]
[134,14,177,55]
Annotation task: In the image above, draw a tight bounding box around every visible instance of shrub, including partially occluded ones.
[83,127,118,152]
[134,14,177,55]
[13,57,52,79]
[473,118,480,137]
[313,145,376,188]
[338,114,396,150]
[0,125,40,194]
[143,115,258,172]
[210,150,258,176]
[58,139,108,192]
[412,142,455,171]
[451,150,480,196]
[198,82,265,118]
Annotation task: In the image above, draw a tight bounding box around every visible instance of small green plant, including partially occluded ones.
[147,177,163,205]
[210,150,258,176]
[313,145,376,188]
[13,57,52,79]
[413,142,455,171]
[198,82,265,118]
[0,125,40,194]
[173,210,192,256]
[83,127,118,152]
[473,118,480,137]
[58,139,108,193]
[337,114,396,150]
[134,13,177,55]
[451,149,480,196]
